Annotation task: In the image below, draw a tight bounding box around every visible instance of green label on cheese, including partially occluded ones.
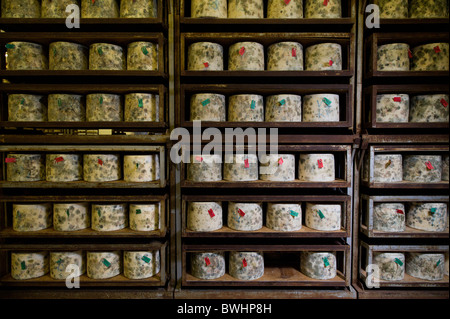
[142,256,151,263]
[323,257,330,267]
[317,210,325,219]
[394,258,403,266]
[102,258,111,268]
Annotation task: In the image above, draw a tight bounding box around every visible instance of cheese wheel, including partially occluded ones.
[91,204,128,231]
[120,0,157,18]
[89,43,125,70]
[86,251,121,279]
[187,154,222,182]
[48,94,85,122]
[305,43,342,71]
[127,41,158,71]
[11,252,48,280]
[406,203,447,232]
[406,253,445,281]
[190,252,225,279]
[13,203,52,232]
[375,94,409,123]
[53,203,90,231]
[409,0,449,18]
[300,251,336,279]
[46,154,83,182]
[83,154,121,182]
[228,94,264,122]
[411,43,449,71]
[305,203,341,231]
[259,153,295,181]
[304,0,341,18]
[41,0,79,18]
[49,42,88,70]
[187,42,224,71]
[86,93,122,121]
[403,155,442,183]
[303,93,340,122]
[229,251,264,280]
[129,203,159,231]
[375,0,408,18]
[266,203,302,231]
[228,42,264,71]
[227,202,263,231]
[265,94,302,122]
[267,42,304,71]
[8,94,47,122]
[123,155,159,182]
[373,203,405,232]
[6,153,45,182]
[124,93,159,122]
[376,43,410,71]
[299,153,335,182]
[228,0,263,18]
[187,202,222,232]
[5,42,48,70]
[409,94,449,123]
[191,0,227,18]
[267,0,303,18]
[190,93,226,121]
[123,251,160,279]
[223,154,258,181]
[81,0,119,18]
[1,0,40,18]
[363,154,403,183]
[50,251,85,280]
[443,155,449,181]
[373,252,405,281]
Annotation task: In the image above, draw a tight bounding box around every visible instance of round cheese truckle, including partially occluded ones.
[124,93,159,122]
[53,203,90,231]
[259,154,295,181]
[267,0,303,18]
[91,203,128,231]
[223,154,258,181]
[228,0,263,18]
[363,154,403,183]
[8,94,47,122]
[191,0,227,18]
[129,203,159,231]
[86,251,121,279]
[406,253,445,281]
[305,43,342,71]
[267,42,304,71]
[299,153,335,182]
[227,202,263,231]
[443,155,449,181]
[229,251,264,280]
[304,0,341,18]
[375,94,409,123]
[266,203,302,231]
[403,155,442,183]
[190,251,226,279]
[187,202,223,232]
[187,154,222,182]
[300,251,336,279]
[41,0,79,18]
[407,202,447,232]
[49,42,88,70]
[48,94,85,122]
[187,42,224,71]
[5,42,48,70]
[6,153,45,182]
[1,0,40,18]
[303,93,340,122]
[123,250,160,279]
[86,93,122,122]
[411,43,449,71]
[12,203,52,232]
[305,203,341,231]
[228,94,264,122]
[375,0,408,18]
[376,43,410,71]
[409,0,449,18]
[265,94,302,122]
[409,94,449,123]
[81,0,119,18]
[190,93,226,121]
[11,251,48,280]
[120,0,158,18]
[373,252,405,281]
[123,154,159,182]
[50,251,85,280]
[228,42,264,71]
[373,203,405,232]
[89,43,125,70]
[127,41,158,71]
[46,154,83,182]
[83,154,121,182]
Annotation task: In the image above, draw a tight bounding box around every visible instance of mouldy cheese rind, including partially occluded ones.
[300,251,337,279]
[8,94,47,122]
[187,42,224,71]
[373,252,405,281]
[228,42,264,71]
[50,251,85,280]
[120,0,158,18]
[227,202,263,231]
[1,0,40,18]
[129,203,160,231]
[187,202,223,232]
[13,203,52,232]
[229,251,264,280]
[191,0,227,18]
[228,0,264,18]
[81,0,119,18]
[86,251,121,279]
[373,203,405,232]
[123,251,160,279]
[53,202,90,231]
[266,203,302,231]
[267,0,303,18]
[190,251,226,280]
[11,251,48,280]
[228,94,264,122]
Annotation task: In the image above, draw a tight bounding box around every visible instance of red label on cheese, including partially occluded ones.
[434,46,441,53]
[318,159,324,168]
[396,209,404,214]
[425,161,434,170]
[441,99,448,107]
[98,158,103,166]
[208,209,215,218]
[292,47,296,57]
[284,0,291,4]
[238,208,245,217]
[5,158,16,163]
[244,158,249,168]
[239,47,245,56]
[323,0,329,6]
[55,156,64,163]
[393,97,402,102]
[203,62,209,68]
[243,258,247,267]
[205,257,211,266]
[278,157,284,165]
[408,49,413,59]
[195,156,203,162]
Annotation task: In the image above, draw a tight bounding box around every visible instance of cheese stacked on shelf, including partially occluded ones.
[89,43,126,70]
[304,0,341,18]
[299,153,335,182]
[86,94,123,121]
[228,94,264,122]
[375,94,409,123]
[11,251,48,280]
[265,94,302,122]
[91,204,128,231]
[259,154,296,181]
[300,251,336,279]
[406,253,445,281]
[376,43,410,71]
[191,0,227,18]
[227,202,263,231]
[48,94,85,122]
[123,154,159,182]
[5,42,48,70]
[409,94,449,123]
[190,93,226,121]
[50,251,85,280]
[81,0,119,18]
[46,154,83,182]
[41,0,79,18]
[363,154,403,183]
[120,0,158,18]
[129,203,160,231]
[375,0,408,18]
[403,155,442,183]
[406,203,447,232]
[228,0,263,18]
[83,154,121,182]
[49,42,88,70]
[266,203,302,231]
[13,203,52,232]
[373,203,405,232]
[305,43,342,71]
[305,203,341,231]
[373,252,405,281]
[123,251,160,279]
[53,203,90,231]
[187,202,223,232]
[229,251,264,280]
[8,94,47,122]
[303,93,340,122]
[1,0,40,18]
[86,251,121,279]
[228,42,264,71]
[267,42,304,71]
[127,41,158,70]
[409,0,449,18]
[6,153,45,181]
[267,0,303,18]
[187,42,224,71]
[187,154,222,182]
[190,252,226,280]
[224,154,258,181]
[411,43,449,71]
[124,93,159,122]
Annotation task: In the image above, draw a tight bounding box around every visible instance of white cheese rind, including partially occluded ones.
[13,203,52,232]
[266,203,302,231]
[229,251,264,280]
[86,251,121,279]
[83,154,121,182]
[228,42,264,71]
[81,0,119,18]
[48,94,85,122]
[8,94,47,122]
[53,203,90,231]
[406,253,445,281]
[403,155,442,183]
[406,202,447,232]
[265,94,302,122]
[373,252,405,281]
[411,43,449,71]
[305,43,342,71]
[120,0,158,18]
[187,42,224,71]
[124,93,159,122]
[227,202,263,231]
[376,43,410,71]
[259,154,296,181]
[190,252,226,280]
[300,251,337,279]
[86,94,123,122]
[228,94,264,122]
[50,251,85,280]
[5,41,48,70]
[129,203,160,231]
[46,154,83,182]
[305,203,341,231]
[190,93,226,121]
[363,154,403,183]
[49,42,88,70]
[267,0,303,18]
[91,204,128,231]
[1,0,40,18]
[41,0,79,18]
[223,154,258,181]
[6,153,45,182]
[123,251,160,279]
[191,0,227,18]
[228,0,264,18]
[11,251,48,280]
[303,93,340,122]
[267,42,304,71]
[127,41,158,71]
[123,155,159,182]
[89,43,125,70]
[409,94,449,123]
[187,202,223,232]
[187,154,222,182]
[299,153,335,182]
[373,203,405,232]
[375,94,409,123]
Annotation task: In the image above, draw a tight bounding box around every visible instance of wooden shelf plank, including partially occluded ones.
[0,180,165,189]
[181,179,350,189]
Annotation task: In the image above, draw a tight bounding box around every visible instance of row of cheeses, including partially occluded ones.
[1,0,157,18]
[7,93,159,122]
[5,153,160,182]
[363,154,449,183]
[188,41,342,71]
[10,250,160,280]
[5,41,158,71]
[12,202,160,232]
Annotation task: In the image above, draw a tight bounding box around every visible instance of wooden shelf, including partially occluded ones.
[0,180,165,189]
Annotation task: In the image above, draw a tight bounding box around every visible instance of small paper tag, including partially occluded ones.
[243,258,247,267]
[436,259,441,267]
[136,209,142,214]
[394,258,403,266]
[92,0,95,4]
[278,99,286,106]
[203,62,209,68]
[329,59,333,66]
[20,98,25,105]
[323,257,330,267]
[430,207,437,214]
[396,209,404,214]
[408,49,413,59]
[195,156,203,162]
[98,158,103,166]
[425,161,434,170]
[58,98,62,107]
[5,158,16,163]
[317,210,325,219]
[201,99,210,106]
[142,256,151,263]
[323,0,329,6]
[385,159,392,168]
[102,258,111,268]
[441,99,448,107]
[292,47,297,57]
[98,47,103,55]
[290,210,298,217]
[208,208,215,218]
[393,97,402,102]
[138,99,144,108]
[244,158,250,168]
[278,157,284,165]
[99,96,103,105]
[284,0,291,4]
[434,46,441,53]
[21,261,26,270]
[318,159,324,168]
[97,209,101,217]
[141,46,149,55]
[250,100,256,109]
[5,43,15,49]
[238,208,245,217]
[239,47,246,56]
[54,156,64,163]
[322,97,332,106]
[205,257,211,266]
[66,209,70,218]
